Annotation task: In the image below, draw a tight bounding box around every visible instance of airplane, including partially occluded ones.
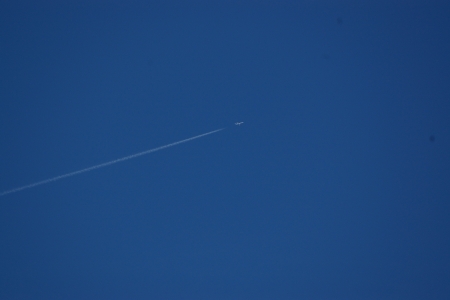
[235,122,244,126]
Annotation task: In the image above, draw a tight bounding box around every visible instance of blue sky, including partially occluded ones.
[1,1,450,299]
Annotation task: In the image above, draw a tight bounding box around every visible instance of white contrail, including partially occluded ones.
[0,128,224,197]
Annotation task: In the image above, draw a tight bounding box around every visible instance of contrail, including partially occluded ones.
[0,128,224,197]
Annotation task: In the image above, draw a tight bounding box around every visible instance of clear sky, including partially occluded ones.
[1,1,449,299]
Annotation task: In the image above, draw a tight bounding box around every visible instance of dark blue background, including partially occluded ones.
[1,1,449,299]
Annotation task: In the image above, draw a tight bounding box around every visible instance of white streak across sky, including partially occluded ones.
[0,128,224,197]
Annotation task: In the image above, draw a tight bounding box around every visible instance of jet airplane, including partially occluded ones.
[235,122,244,126]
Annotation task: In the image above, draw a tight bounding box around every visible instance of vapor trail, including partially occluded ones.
[0,128,224,197]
